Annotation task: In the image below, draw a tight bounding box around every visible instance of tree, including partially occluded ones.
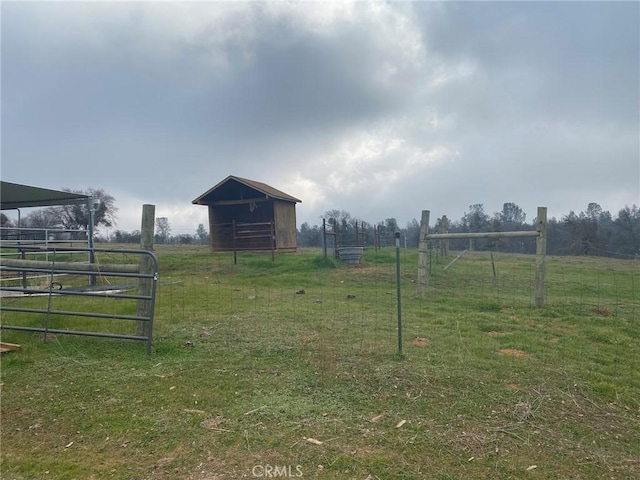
[323,209,354,232]
[485,203,528,252]
[155,217,171,244]
[175,234,194,244]
[298,222,322,247]
[113,230,141,243]
[461,204,490,232]
[405,218,421,248]
[374,218,399,247]
[461,204,490,250]
[53,188,117,232]
[499,202,526,228]
[585,202,603,222]
[384,217,399,234]
[563,208,601,255]
[22,209,59,229]
[322,209,368,246]
[614,205,640,256]
[196,224,209,244]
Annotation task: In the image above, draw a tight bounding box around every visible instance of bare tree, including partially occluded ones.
[155,217,171,244]
[31,188,119,237]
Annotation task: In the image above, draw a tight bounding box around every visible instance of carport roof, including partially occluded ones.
[0,181,90,210]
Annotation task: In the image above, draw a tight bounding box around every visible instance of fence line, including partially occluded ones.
[145,246,638,363]
[419,207,548,307]
[2,244,637,357]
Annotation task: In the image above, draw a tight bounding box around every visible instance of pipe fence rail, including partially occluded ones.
[0,245,158,354]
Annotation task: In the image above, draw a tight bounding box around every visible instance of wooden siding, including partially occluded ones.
[195,176,300,253]
[273,200,297,251]
[208,200,296,252]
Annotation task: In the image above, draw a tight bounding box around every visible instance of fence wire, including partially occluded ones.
[147,246,638,367]
[4,243,636,361]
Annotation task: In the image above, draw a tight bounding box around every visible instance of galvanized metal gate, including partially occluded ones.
[0,246,158,354]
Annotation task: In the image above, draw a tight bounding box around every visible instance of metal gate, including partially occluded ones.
[0,245,158,354]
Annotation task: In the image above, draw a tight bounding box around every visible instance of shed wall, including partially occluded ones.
[208,200,295,252]
[273,200,297,251]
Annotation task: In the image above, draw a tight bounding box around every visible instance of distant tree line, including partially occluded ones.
[5,192,638,258]
[107,221,210,246]
[298,203,640,259]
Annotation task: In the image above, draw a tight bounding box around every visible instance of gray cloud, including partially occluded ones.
[2,1,638,233]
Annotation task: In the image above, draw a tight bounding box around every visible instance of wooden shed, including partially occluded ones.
[192,176,301,253]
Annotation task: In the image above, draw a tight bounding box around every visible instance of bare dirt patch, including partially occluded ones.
[486,331,510,337]
[497,349,532,359]
[200,417,226,429]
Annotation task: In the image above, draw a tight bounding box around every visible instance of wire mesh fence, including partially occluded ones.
[2,240,637,360]
[147,244,638,364]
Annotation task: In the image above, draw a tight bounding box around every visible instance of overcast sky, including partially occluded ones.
[2,1,639,234]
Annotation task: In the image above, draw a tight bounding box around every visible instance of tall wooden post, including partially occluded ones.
[136,204,155,337]
[439,215,449,257]
[535,206,547,308]
[417,210,430,295]
[322,218,327,259]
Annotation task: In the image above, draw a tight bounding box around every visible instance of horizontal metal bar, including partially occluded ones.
[0,306,151,322]
[0,258,139,273]
[0,272,68,283]
[425,231,540,240]
[0,286,148,300]
[0,325,149,342]
[0,226,87,234]
[0,244,153,255]
[0,266,155,279]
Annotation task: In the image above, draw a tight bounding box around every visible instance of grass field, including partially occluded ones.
[1,246,639,479]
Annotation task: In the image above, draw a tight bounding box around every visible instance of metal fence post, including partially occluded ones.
[395,231,403,356]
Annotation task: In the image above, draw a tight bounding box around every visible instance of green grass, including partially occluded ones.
[2,246,639,479]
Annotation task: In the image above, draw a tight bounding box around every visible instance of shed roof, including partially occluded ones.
[0,181,90,210]
[192,176,301,205]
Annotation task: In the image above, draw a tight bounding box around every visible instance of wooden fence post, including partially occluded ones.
[440,215,449,257]
[322,218,327,259]
[417,210,430,295]
[136,204,155,338]
[535,206,547,308]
